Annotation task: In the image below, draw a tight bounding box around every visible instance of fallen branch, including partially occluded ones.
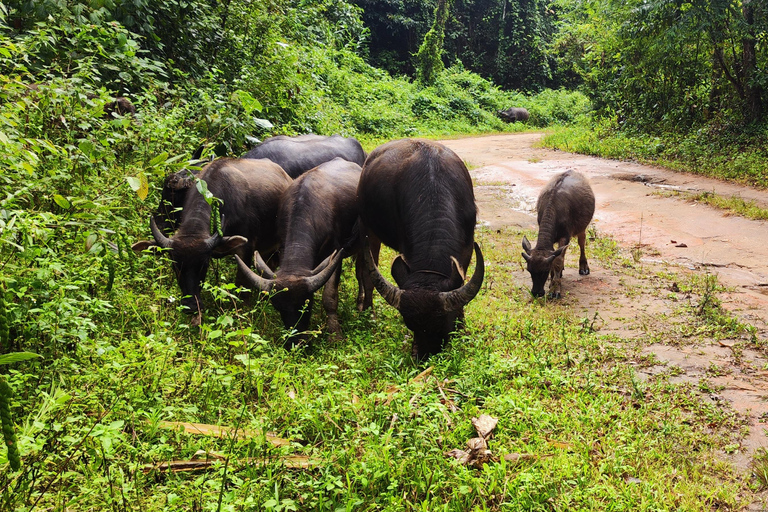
[156,421,290,447]
[143,454,318,474]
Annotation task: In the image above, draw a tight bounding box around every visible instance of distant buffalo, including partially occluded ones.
[498,107,529,123]
[243,134,366,179]
[103,97,136,117]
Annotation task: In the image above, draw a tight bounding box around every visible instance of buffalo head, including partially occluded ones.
[235,250,345,345]
[521,236,568,298]
[132,217,247,322]
[364,241,484,360]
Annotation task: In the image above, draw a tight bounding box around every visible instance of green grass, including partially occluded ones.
[542,124,768,189]
[0,227,755,511]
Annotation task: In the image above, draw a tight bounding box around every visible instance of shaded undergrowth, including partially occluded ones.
[0,227,756,510]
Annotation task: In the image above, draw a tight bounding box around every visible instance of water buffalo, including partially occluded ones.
[522,170,595,299]
[242,134,366,178]
[498,107,529,123]
[358,139,485,360]
[132,158,292,323]
[235,158,370,346]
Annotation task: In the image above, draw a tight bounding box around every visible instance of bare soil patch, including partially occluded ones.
[441,133,768,480]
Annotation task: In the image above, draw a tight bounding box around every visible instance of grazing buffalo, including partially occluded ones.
[498,107,529,123]
[522,170,595,299]
[243,134,366,178]
[358,139,484,360]
[132,158,292,323]
[154,168,200,235]
[235,158,370,346]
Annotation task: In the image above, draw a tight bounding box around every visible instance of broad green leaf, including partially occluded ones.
[126,176,140,191]
[0,352,41,365]
[78,140,95,157]
[233,89,262,115]
[196,179,214,202]
[85,233,98,251]
[149,152,169,167]
[165,154,187,164]
[53,194,71,209]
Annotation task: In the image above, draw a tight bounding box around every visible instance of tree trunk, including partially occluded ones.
[741,1,764,122]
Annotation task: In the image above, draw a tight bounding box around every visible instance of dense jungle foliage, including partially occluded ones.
[1,0,767,509]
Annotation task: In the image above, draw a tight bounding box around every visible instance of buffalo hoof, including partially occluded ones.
[579,268,590,275]
[548,291,562,300]
[326,316,342,338]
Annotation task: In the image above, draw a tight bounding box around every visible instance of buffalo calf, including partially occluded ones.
[522,170,595,298]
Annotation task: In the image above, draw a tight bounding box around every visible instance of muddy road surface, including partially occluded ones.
[440,133,768,477]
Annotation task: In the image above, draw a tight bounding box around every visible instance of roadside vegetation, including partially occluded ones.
[542,123,768,190]
[1,224,759,510]
[649,190,768,222]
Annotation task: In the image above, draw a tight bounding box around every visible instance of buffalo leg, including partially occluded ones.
[323,264,343,338]
[234,246,255,304]
[577,230,589,275]
[549,242,568,299]
[357,235,381,312]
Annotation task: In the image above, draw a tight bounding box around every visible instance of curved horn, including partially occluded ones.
[253,250,276,279]
[439,242,485,312]
[303,250,345,294]
[234,254,274,292]
[150,216,172,249]
[205,232,222,250]
[363,238,402,309]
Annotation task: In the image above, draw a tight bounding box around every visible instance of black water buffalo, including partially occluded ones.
[498,107,529,123]
[132,158,292,323]
[243,134,366,178]
[154,168,200,235]
[522,170,595,299]
[358,139,484,360]
[235,158,370,346]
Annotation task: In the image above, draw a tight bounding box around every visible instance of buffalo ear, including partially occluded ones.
[553,244,569,258]
[391,255,411,286]
[212,235,248,255]
[450,256,466,281]
[132,240,158,253]
[522,236,532,254]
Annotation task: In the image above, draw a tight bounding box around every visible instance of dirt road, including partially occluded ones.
[440,133,768,475]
